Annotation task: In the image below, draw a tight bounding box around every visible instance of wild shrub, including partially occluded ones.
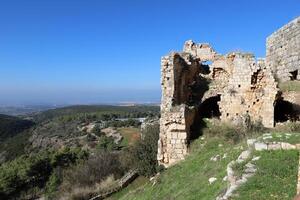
[92,124,104,137]
[204,119,266,143]
[61,151,124,190]
[0,148,88,199]
[131,122,160,177]
[275,121,300,133]
[0,155,52,199]
[45,168,62,198]
[96,136,119,150]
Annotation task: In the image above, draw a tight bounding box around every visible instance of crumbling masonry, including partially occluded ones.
[158,16,300,167]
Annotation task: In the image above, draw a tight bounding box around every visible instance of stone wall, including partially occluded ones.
[266,16,300,82]
[158,41,278,167]
[219,54,278,128]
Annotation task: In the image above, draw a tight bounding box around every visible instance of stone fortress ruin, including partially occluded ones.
[158,16,300,167]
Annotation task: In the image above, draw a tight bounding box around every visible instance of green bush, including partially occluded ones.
[0,148,88,199]
[0,155,52,199]
[62,151,124,189]
[92,125,104,137]
[50,147,88,168]
[45,168,62,198]
[96,136,119,150]
[106,119,141,128]
[131,122,160,177]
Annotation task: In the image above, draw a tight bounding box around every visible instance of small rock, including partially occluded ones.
[209,177,217,184]
[267,143,281,150]
[200,137,205,140]
[223,176,228,181]
[210,155,221,161]
[247,139,256,147]
[222,153,227,159]
[237,150,251,162]
[254,142,267,151]
[281,142,296,150]
[245,163,256,173]
[251,156,260,161]
[262,135,273,140]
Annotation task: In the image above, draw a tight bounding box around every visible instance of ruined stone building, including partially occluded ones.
[266,17,300,82]
[158,16,300,167]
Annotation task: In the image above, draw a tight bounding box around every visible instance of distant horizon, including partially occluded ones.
[0,88,161,106]
[0,101,161,107]
[0,0,299,105]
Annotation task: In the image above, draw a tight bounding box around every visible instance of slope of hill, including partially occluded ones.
[0,105,161,199]
[0,114,34,142]
[109,124,300,200]
[0,105,158,163]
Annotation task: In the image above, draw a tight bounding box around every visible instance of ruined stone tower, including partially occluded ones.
[266,17,300,82]
[158,16,300,167]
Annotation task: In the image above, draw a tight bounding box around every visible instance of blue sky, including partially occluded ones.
[0,0,299,105]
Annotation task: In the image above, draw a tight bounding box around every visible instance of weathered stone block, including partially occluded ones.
[254,142,268,151]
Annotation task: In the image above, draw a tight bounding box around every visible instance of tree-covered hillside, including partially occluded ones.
[0,105,161,199]
[0,114,34,142]
[32,105,160,122]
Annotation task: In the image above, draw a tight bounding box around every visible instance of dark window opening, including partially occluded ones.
[251,70,261,85]
[290,70,298,81]
[198,95,221,118]
[274,98,298,122]
[200,64,211,74]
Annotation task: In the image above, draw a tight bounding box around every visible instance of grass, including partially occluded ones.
[118,127,141,146]
[108,122,300,200]
[233,150,299,200]
[107,176,148,200]
[278,80,300,92]
[109,137,243,200]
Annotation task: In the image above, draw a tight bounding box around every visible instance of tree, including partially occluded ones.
[131,122,160,177]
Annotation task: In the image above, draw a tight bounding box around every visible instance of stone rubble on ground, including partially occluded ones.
[210,154,221,162]
[217,146,256,200]
[208,177,217,184]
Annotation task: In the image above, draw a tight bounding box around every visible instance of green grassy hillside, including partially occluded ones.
[109,131,300,200]
[109,137,243,200]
